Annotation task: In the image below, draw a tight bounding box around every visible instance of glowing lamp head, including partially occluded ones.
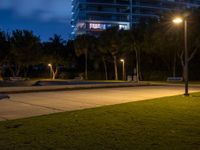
[48,64,52,67]
[120,59,124,62]
[173,17,183,24]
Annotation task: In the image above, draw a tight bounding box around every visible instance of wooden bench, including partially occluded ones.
[167,77,183,82]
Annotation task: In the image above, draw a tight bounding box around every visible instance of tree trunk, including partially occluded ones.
[173,53,176,77]
[85,49,88,80]
[179,51,185,81]
[52,72,56,80]
[8,65,21,77]
[179,47,198,81]
[113,55,118,80]
[23,66,28,78]
[52,67,58,80]
[102,56,108,80]
[135,49,139,82]
[16,65,21,77]
[8,66,15,77]
[182,64,185,81]
[0,69,3,80]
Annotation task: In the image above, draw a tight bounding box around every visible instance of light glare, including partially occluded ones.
[173,18,183,24]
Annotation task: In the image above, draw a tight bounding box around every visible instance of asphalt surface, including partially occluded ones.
[0,85,200,121]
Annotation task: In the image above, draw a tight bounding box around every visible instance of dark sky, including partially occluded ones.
[0,0,72,41]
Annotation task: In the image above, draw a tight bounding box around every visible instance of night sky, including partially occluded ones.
[0,0,72,41]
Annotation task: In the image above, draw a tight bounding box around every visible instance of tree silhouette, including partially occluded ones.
[42,34,66,80]
[9,30,41,77]
[74,34,96,80]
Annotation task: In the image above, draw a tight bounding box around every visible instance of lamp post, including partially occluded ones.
[173,17,189,96]
[48,64,53,80]
[120,59,125,80]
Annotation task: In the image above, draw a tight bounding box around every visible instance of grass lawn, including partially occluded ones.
[0,94,200,150]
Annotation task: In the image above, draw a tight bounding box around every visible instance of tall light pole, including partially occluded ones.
[173,17,189,96]
[48,64,53,80]
[120,59,125,80]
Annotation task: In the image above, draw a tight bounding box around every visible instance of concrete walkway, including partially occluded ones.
[0,85,200,121]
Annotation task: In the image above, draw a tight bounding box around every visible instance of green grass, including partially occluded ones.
[0,94,200,150]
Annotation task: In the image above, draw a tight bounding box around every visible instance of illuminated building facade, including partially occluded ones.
[71,0,200,36]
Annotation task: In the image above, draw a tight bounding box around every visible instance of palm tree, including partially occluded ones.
[97,34,110,80]
[74,34,95,80]
[100,28,121,80]
[121,29,142,82]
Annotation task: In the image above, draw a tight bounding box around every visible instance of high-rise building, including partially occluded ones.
[71,0,200,36]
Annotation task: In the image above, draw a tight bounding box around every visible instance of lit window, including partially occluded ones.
[89,23,106,30]
[119,24,128,30]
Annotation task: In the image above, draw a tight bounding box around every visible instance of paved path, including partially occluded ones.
[0,85,200,121]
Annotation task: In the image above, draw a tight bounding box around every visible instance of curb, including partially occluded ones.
[0,83,153,94]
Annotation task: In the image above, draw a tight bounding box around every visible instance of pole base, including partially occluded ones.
[184,93,190,97]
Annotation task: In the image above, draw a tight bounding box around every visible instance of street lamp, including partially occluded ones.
[120,59,125,80]
[173,18,183,24]
[48,64,53,79]
[173,17,189,96]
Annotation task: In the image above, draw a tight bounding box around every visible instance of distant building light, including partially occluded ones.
[89,23,106,30]
[119,24,128,30]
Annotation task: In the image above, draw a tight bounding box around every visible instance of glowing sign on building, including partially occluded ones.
[89,23,106,30]
[88,22,130,32]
